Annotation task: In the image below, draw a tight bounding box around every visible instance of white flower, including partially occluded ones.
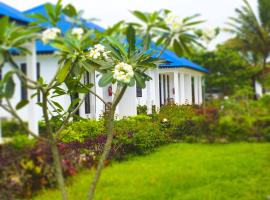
[41,28,61,43]
[89,49,101,59]
[162,118,168,123]
[113,62,134,84]
[71,27,84,39]
[224,96,229,100]
[202,28,216,43]
[165,14,183,32]
[94,44,105,52]
[103,51,111,60]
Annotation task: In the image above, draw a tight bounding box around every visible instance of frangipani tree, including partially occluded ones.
[1,1,164,200]
[131,10,205,56]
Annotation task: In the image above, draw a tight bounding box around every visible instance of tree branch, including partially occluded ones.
[55,94,86,137]
[1,99,42,140]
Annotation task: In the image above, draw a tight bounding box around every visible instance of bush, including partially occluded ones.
[58,119,104,142]
[9,135,36,149]
[114,115,169,155]
[137,105,147,115]
[1,119,28,137]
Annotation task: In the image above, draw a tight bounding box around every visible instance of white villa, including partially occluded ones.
[0,2,208,136]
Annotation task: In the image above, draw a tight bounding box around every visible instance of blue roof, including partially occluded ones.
[158,49,208,73]
[0,2,31,23]
[23,3,105,53]
[149,43,208,73]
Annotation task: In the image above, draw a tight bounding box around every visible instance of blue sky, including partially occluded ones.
[2,0,257,49]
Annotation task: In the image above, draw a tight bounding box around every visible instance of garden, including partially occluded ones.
[1,0,270,199]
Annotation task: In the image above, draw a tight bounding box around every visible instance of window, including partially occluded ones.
[21,63,27,100]
[136,86,142,97]
[191,77,195,104]
[36,63,41,102]
[84,72,91,114]
[167,75,170,99]
[159,74,162,106]
[163,75,166,103]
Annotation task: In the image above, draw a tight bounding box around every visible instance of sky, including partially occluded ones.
[2,0,258,49]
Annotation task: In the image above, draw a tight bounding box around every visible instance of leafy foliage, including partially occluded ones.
[130,9,204,56]
[192,46,256,96]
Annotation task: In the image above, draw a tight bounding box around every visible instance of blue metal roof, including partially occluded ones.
[158,49,208,73]
[0,2,31,23]
[149,43,208,73]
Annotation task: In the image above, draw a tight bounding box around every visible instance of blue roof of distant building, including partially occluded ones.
[0,2,31,23]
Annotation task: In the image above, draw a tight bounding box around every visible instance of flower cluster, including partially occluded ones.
[113,62,134,83]
[41,28,61,43]
[202,28,216,43]
[89,44,110,60]
[165,14,183,32]
[71,27,84,39]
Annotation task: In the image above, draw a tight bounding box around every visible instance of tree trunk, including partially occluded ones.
[251,76,258,100]
[88,85,127,200]
[42,92,68,200]
[88,107,115,200]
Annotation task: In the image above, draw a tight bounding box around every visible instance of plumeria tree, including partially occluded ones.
[0,2,95,199]
[1,1,206,199]
[1,1,163,200]
[130,10,205,56]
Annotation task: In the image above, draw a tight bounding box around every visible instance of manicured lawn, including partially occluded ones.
[35,143,270,200]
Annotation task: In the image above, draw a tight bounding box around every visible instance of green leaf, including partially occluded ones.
[143,33,151,50]
[5,76,15,98]
[131,11,149,23]
[68,98,80,111]
[98,72,114,87]
[0,16,9,38]
[56,59,72,83]
[134,72,146,88]
[127,25,136,56]
[16,99,29,110]
[106,36,128,59]
[51,100,64,111]
[63,4,77,17]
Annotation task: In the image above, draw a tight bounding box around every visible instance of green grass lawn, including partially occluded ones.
[35,143,270,200]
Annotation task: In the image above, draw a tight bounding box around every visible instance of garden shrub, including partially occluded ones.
[137,105,147,115]
[114,115,169,155]
[1,119,28,137]
[58,119,104,142]
[2,99,270,198]
[9,135,36,149]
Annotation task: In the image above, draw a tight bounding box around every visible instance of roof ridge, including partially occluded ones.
[23,2,53,13]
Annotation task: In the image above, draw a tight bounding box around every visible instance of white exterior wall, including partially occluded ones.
[0,53,205,124]
[116,86,137,118]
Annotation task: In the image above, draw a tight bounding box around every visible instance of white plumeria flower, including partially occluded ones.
[94,44,105,52]
[102,51,111,60]
[202,28,216,43]
[89,49,101,59]
[165,14,183,32]
[41,27,61,43]
[162,118,168,123]
[113,62,134,83]
[71,27,84,39]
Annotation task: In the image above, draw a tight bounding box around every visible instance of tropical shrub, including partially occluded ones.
[58,119,104,142]
[1,119,28,137]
